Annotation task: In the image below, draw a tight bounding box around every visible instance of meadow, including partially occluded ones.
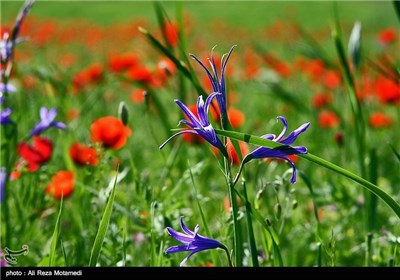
[1,0,399,267]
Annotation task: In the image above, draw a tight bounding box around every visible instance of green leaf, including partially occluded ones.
[88,171,119,267]
[49,197,63,266]
[215,129,400,219]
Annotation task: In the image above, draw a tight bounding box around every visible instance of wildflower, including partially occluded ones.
[69,142,98,166]
[159,92,224,151]
[322,70,341,89]
[164,20,179,47]
[378,27,397,45]
[312,92,333,109]
[190,45,236,121]
[375,76,400,105]
[318,110,340,129]
[71,63,103,91]
[165,217,225,267]
[0,167,6,202]
[0,108,13,125]
[369,112,393,128]
[46,170,75,200]
[130,88,146,104]
[108,53,139,72]
[90,116,132,149]
[0,83,17,94]
[242,116,310,184]
[17,136,53,172]
[0,249,8,266]
[226,139,249,165]
[30,107,67,136]
[227,107,245,129]
[0,0,35,62]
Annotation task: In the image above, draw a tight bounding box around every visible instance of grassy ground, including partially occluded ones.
[2,0,397,30]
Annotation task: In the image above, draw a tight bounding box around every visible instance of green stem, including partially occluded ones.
[220,245,233,267]
[241,178,259,267]
[225,158,243,267]
[365,232,373,266]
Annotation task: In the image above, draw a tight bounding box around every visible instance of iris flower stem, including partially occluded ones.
[220,244,233,267]
[333,23,371,231]
[241,177,259,267]
[224,158,243,267]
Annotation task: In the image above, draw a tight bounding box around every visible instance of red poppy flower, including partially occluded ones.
[226,139,249,165]
[262,53,291,78]
[375,76,400,105]
[108,53,139,72]
[264,154,299,164]
[130,88,146,104]
[126,65,152,84]
[312,92,333,108]
[17,136,53,172]
[90,116,132,149]
[378,27,397,45]
[228,107,245,129]
[318,110,340,129]
[164,21,179,47]
[86,63,103,82]
[323,70,341,89]
[46,170,75,200]
[369,112,393,128]
[69,142,98,166]
[155,57,177,82]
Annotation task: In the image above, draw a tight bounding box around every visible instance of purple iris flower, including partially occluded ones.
[1,0,35,63]
[0,167,6,202]
[0,249,8,266]
[245,116,310,184]
[159,92,224,150]
[190,45,236,120]
[165,217,223,267]
[0,83,17,94]
[0,108,13,125]
[29,107,67,136]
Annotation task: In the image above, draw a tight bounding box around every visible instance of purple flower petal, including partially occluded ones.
[165,217,223,267]
[247,116,310,184]
[30,107,66,136]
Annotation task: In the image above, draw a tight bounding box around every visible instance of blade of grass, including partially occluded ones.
[60,239,68,267]
[390,144,400,163]
[138,27,206,98]
[88,169,119,267]
[241,179,259,267]
[49,197,63,266]
[150,200,157,266]
[215,129,400,219]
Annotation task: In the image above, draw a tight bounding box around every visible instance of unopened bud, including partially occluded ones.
[274,203,281,219]
[118,101,129,126]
